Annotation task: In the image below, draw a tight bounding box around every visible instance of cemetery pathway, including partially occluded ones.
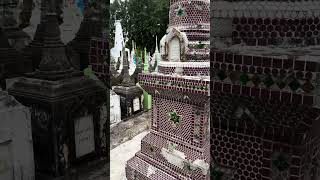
[110,131,149,180]
[110,111,151,149]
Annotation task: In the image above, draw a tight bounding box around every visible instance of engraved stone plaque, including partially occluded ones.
[169,37,180,62]
[74,115,95,158]
[0,142,13,180]
[133,97,140,112]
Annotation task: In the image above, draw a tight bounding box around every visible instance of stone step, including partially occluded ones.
[126,155,181,180]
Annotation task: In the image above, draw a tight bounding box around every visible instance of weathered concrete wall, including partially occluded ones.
[0,92,35,180]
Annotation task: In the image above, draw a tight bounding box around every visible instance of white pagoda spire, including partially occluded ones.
[111,20,125,62]
[155,36,159,53]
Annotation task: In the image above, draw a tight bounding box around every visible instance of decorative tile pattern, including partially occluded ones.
[211,1,320,180]
[89,37,109,81]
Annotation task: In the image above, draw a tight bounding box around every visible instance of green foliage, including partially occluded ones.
[83,66,99,80]
[110,0,169,52]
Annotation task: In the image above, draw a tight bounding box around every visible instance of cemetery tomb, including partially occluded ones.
[9,13,106,178]
[126,0,210,179]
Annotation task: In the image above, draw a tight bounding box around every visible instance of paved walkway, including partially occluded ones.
[111,111,151,149]
[110,131,149,180]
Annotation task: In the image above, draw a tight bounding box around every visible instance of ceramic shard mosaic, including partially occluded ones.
[211,1,320,179]
[126,0,210,179]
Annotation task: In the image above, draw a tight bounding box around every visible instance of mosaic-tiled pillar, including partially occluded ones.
[211,1,320,179]
[126,0,210,179]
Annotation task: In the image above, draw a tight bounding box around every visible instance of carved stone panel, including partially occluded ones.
[133,97,140,112]
[74,115,95,158]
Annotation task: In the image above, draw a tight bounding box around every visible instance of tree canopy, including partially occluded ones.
[110,0,169,56]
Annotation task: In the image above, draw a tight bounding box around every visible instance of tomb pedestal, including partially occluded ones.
[9,75,106,178]
[126,74,210,180]
[114,85,143,119]
[0,91,35,180]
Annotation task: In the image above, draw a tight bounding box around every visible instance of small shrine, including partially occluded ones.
[113,45,144,120]
[126,0,210,179]
[211,0,320,179]
[8,10,106,179]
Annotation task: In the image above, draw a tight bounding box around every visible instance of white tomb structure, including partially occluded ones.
[110,20,125,63]
[110,90,121,126]
[151,36,161,72]
[110,20,137,75]
[0,91,34,180]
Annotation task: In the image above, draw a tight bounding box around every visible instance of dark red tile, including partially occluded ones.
[223,83,232,93]
[251,88,261,98]
[283,59,294,69]
[232,85,241,94]
[258,39,267,46]
[262,57,272,67]
[292,94,302,104]
[294,60,306,71]
[225,53,233,63]
[234,55,243,64]
[303,95,314,106]
[281,92,292,103]
[241,86,251,96]
[270,91,280,102]
[243,56,252,65]
[253,56,262,66]
[305,61,317,72]
[262,140,272,150]
[216,52,224,62]
[272,58,283,68]
[260,89,270,100]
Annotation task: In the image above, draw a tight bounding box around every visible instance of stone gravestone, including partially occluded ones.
[74,115,95,158]
[168,37,180,62]
[0,91,35,180]
[110,90,121,126]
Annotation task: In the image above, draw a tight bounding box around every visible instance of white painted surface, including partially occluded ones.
[111,20,125,63]
[110,90,121,126]
[0,93,35,180]
[110,131,148,180]
[74,115,95,158]
[169,37,180,62]
[133,98,140,112]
